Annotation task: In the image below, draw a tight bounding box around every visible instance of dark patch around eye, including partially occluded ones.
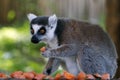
[38,27,46,35]
[31,27,34,34]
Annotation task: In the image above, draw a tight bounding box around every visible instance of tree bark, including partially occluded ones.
[0,0,20,25]
[106,0,120,78]
[0,0,10,24]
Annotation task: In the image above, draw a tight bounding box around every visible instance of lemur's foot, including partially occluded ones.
[43,67,52,75]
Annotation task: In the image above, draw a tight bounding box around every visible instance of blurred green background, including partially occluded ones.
[0,0,106,74]
[0,21,46,73]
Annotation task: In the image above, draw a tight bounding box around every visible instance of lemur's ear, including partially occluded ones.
[27,13,37,22]
[48,14,57,28]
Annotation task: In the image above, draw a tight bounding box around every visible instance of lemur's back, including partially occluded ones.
[59,19,117,58]
[59,19,117,78]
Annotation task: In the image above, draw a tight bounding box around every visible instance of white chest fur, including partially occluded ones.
[47,36,58,49]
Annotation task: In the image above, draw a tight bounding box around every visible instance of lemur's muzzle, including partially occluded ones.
[31,35,39,44]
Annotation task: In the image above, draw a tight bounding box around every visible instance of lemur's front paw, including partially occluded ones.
[43,67,52,75]
[41,50,51,57]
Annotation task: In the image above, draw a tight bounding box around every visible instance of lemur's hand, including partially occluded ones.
[40,46,51,57]
[41,50,51,57]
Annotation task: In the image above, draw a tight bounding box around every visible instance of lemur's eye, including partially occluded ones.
[31,29,34,34]
[40,29,45,34]
[39,27,46,35]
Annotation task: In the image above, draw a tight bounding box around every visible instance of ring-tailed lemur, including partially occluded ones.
[27,13,117,78]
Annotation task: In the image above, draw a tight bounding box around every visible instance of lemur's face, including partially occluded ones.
[27,13,57,44]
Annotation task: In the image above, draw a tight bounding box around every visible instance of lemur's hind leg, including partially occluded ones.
[78,46,107,76]
[43,58,61,75]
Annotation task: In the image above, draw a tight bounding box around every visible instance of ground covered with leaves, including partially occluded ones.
[0,70,116,80]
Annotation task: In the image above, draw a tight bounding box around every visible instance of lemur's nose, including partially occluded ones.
[31,35,39,44]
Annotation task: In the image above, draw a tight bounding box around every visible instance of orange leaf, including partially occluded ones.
[23,72,35,79]
[0,73,7,78]
[34,73,46,80]
[86,74,95,79]
[101,73,110,80]
[40,47,46,52]
[10,71,23,78]
[63,71,75,80]
[55,73,62,80]
[77,72,86,80]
